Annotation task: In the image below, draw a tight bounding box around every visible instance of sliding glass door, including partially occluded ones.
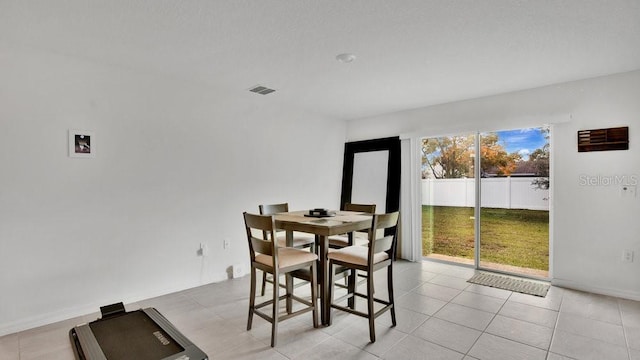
[421,133,476,266]
[478,128,549,277]
[421,127,550,278]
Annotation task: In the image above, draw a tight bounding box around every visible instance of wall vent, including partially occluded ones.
[577,126,629,152]
[248,85,276,95]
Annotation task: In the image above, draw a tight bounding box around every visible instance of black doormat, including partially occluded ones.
[467,272,550,297]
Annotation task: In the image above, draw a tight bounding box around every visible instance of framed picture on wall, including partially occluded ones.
[69,129,95,158]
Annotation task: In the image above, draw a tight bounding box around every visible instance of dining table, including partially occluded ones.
[274,210,373,326]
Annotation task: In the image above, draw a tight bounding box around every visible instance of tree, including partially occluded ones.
[479,133,522,176]
[530,127,550,189]
[422,135,474,178]
[422,133,521,179]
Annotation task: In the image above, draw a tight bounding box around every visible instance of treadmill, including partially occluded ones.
[70,302,208,360]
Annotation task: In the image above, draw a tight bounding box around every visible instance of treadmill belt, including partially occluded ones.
[89,311,183,360]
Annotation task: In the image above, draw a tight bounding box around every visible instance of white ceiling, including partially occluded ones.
[2,0,640,120]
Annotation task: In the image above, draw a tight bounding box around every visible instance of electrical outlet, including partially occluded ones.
[223,239,230,250]
[622,249,634,263]
[197,243,209,257]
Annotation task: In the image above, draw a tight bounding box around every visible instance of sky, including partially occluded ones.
[494,127,547,160]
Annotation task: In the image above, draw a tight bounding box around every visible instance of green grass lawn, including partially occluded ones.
[422,205,549,270]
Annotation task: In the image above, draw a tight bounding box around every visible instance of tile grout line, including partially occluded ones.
[422,282,561,358]
[545,289,565,360]
[618,299,633,360]
[462,289,515,359]
[455,285,566,358]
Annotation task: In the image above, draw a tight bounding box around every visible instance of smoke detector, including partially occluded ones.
[336,53,356,63]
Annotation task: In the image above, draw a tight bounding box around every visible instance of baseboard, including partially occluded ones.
[0,270,230,337]
[1,300,122,337]
[551,278,640,301]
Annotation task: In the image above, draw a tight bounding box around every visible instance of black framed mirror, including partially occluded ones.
[340,136,401,213]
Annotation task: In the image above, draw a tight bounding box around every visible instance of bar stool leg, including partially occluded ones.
[367,272,376,343]
[271,273,279,347]
[247,266,257,330]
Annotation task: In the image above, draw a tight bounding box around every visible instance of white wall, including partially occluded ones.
[347,70,640,300]
[0,47,347,335]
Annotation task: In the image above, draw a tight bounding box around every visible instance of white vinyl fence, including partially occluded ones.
[422,177,549,210]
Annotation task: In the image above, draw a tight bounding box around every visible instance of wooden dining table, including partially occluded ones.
[274,210,372,325]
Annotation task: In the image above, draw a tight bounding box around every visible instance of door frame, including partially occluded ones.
[417,128,552,280]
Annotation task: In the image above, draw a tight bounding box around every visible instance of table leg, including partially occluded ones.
[285,274,293,314]
[286,231,293,313]
[347,232,355,309]
[347,270,356,309]
[317,234,329,325]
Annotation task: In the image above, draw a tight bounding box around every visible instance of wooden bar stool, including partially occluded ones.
[327,211,399,343]
[244,212,318,347]
[258,203,316,296]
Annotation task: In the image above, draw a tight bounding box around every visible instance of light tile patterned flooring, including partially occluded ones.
[1,260,639,359]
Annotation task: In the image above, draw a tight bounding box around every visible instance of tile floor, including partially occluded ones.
[1,260,639,359]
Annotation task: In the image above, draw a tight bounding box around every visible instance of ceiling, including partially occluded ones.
[2,0,640,120]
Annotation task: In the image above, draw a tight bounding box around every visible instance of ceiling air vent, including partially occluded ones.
[248,85,276,95]
[577,126,629,152]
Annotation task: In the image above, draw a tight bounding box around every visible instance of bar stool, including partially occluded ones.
[244,212,318,347]
[258,203,316,296]
[327,211,399,343]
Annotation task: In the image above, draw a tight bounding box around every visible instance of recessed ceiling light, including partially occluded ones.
[336,53,356,63]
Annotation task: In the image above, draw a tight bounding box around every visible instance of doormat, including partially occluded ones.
[467,272,550,297]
